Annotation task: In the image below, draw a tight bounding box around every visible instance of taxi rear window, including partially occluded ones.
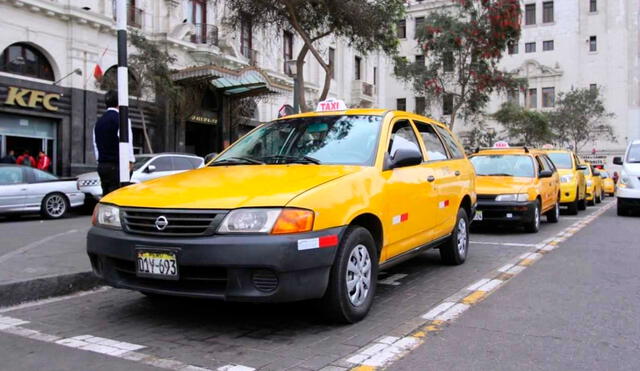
[547,152,573,169]
[470,155,535,177]
[215,115,382,166]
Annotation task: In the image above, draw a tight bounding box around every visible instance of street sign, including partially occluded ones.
[316,98,347,112]
[494,141,510,148]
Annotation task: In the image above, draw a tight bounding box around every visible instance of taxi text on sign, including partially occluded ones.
[316,99,347,112]
[4,86,60,111]
[494,141,510,148]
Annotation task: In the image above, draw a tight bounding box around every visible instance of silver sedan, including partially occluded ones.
[0,164,84,219]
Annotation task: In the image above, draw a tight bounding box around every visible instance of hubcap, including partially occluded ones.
[346,244,371,307]
[534,206,540,228]
[555,202,560,219]
[456,218,467,257]
[46,195,65,217]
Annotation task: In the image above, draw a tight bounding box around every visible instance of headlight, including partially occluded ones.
[495,193,529,202]
[560,175,574,183]
[92,204,122,229]
[217,208,314,234]
[619,172,634,189]
[586,180,593,187]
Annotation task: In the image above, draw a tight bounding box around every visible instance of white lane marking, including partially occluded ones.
[436,303,470,321]
[507,265,526,274]
[421,301,456,320]
[0,315,29,329]
[466,278,490,291]
[379,273,408,286]
[378,336,400,344]
[56,335,145,356]
[0,286,111,313]
[347,335,421,367]
[471,241,538,247]
[218,365,255,371]
[497,264,514,273]
[477,279,503,292]
[0,229,80,263]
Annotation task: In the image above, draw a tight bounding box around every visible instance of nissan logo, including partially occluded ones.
[155,216,169,231]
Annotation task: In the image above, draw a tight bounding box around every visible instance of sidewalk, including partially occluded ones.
[389,206,640,371]
[0,214,102,307]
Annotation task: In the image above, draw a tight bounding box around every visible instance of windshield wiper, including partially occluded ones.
[210,156,264,166]
[262,155,321,164]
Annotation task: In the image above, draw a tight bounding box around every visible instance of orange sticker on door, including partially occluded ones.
[392,213,409,225]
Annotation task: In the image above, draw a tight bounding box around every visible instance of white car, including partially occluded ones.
[0,164,85,219]
[614,139,640,215]
[77,153,204,201]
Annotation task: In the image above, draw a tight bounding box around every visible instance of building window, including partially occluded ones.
[507,90,519,105]
[590,0,597,12]
[589,36,597,52]
[542,87,555,107]
[240,13,253,59]
[527,88,537,108]
[414,17,425,39]
[186,0,207,42]
[525,42,536,53]
[525,4,536,25]
[415,54,425,66]
[415,97,426,114]
[543,40,554,51]
[396,98,406,111]
[397,19,406,39]
[328,47,335,79]
[442,94,453,115]
[590,83,597,91]
[0,43,54,81]
[543,1,554,23]
[373,66,377,85]
[283,31,293,75]
[354,56,362,81]
[443,52,454,72]
[508,41,519,55]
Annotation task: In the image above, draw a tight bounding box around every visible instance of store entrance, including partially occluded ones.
[185,122,218,158]
[5,136,44,161]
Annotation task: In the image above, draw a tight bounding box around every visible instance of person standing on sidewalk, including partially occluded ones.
[93,90,135,196]
[0,149,16,164]
[16,150,36,167]
[36,151,51,172]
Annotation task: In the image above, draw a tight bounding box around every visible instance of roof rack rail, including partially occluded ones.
[476,146,530,153]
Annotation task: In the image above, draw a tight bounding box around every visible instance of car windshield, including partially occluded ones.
[547,152,573,169]
[132,155,153,171]
[600,171,609,178]
[626,143,640,163]
[470,155,535,177]
[213,115,383,166]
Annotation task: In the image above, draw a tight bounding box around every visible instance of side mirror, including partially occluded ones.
[539,170,553,178]
[146,164,156,173]
[577,165,587,171]
[613,156,623,165]
[204,152,218,163]
[389,148,423,169]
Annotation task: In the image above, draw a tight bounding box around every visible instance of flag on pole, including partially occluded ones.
[93,47,109,81]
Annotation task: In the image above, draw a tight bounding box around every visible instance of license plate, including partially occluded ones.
[473,210,483,221]
[136,249,178,279]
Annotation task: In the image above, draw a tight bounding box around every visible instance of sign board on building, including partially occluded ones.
[3,86,60,111]
[580,154,607,166]
[189,110,218,125]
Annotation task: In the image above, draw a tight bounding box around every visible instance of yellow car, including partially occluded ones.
[599,170,616,196]
[545,150,587,215]
[87,104,476,323]
[469,147,560,233]
[580,161,604,205]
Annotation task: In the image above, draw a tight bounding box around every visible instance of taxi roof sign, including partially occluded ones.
[316,98,347,112]
[493,141,510,149]
[541,144,554,149]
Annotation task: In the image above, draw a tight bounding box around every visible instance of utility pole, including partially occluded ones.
[115,0,130,185]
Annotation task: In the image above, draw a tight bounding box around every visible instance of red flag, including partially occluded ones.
[93,64,103,81]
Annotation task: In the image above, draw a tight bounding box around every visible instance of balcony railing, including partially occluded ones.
[190,23,219,46]
[241,46,259,66]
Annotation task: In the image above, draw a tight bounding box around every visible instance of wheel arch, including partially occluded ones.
[349,213,383,255]
[459,194,472,218]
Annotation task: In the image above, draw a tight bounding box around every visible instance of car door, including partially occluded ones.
[0,166,27,212]
[534,155,552,212]
[22,168,59,210]
[542,154,560,206]
[381,118,433,260]
[138,156,174,182]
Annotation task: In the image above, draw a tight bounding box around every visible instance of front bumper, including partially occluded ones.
[475,199,537,223]
[616,186,640,201]
[87,226,345,302]
[559,182,578,203]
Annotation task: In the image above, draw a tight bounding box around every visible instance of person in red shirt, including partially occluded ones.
[37,151,51,172]
[16,150,36,167]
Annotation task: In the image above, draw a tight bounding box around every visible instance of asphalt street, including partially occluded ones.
[0,198,631,371]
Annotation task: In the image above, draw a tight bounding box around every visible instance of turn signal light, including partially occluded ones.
[91,204,99,226]
[271,208,314,234]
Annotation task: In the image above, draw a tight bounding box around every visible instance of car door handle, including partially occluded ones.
[454,170,461,176]
[20,188,28,191]
[427,175,436,182]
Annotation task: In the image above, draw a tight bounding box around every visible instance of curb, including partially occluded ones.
[0,271,103,308]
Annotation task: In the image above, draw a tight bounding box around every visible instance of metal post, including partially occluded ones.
[292,74,299,113]
[116,0,130,185]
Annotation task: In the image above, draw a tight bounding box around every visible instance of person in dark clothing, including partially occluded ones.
[16,150,36,167]
[93,90,135,197]
[0,150,16,164]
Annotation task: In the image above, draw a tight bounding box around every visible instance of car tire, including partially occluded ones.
[41,193,69,219]
[566,197,579,215]
[617,199,628,216]
[440,208,469,265]
[596,191,602,204]
[587,197,595,206]
[578,191,587,210]
[546,199,560,223]
[524,200,541,233]
[321,226,378,324]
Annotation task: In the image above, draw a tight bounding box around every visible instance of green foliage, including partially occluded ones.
[493,102,551,147]
[548,87,615,152]
[128,30,179,102]
[394,0,525,129]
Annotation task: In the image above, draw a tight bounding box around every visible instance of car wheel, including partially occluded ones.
[546,199,560,223]
[578,192,587,210]
[440,208,469,265]
[525,201,541,233]
[617,199,628,216]
[596,191,602,204]
[321,226,377,323]
[41,193,69,219]
[566,197,579,215]
[587,197,595,206]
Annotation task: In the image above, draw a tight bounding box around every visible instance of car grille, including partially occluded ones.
[121,208,227,237]
[477,194,497,200]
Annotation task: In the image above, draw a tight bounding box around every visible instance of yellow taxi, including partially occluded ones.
[469,146,560,233]
[87,101,476,323]
[580,161,603,205]
[598,169,616,196]
[544,149,587,215]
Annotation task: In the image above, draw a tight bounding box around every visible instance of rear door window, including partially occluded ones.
[434,126,465,159]
[413,121,449,161]
[387,120,422,158]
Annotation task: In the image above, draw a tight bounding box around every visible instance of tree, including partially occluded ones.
[493,102,552,146]
[394,0,524,129]
[548,87,615,152]
[224,0,404,111]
